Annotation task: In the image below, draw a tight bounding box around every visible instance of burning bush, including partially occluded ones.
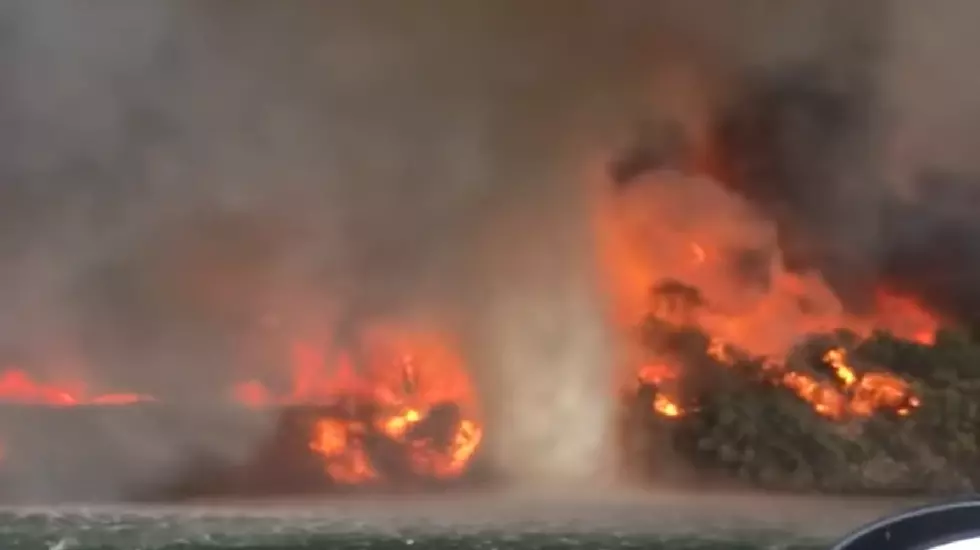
[259,328,485,488]
[601,166,979,494]
[623,320,980,494]
[601,66,980,494]
[172,328,486,496]
[602,162,980,494]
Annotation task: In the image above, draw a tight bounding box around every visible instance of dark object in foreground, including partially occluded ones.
[833,499,980,550]
[626,319,980,495]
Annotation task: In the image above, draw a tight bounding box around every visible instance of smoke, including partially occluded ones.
[617,1,980,333]
[0,0,655,499]
[880,0,980,187]
[873,0,980,328]
[3,0,967,500]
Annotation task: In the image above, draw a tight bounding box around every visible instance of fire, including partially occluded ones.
[771,347,918,420]
[0,369,153,407]
[596,169,932,421]
[634,363,685,417]
[381,407,422,439]
[233,326,483,484]
[407,418,484,478]
[792,347,917,419]
[781,371,845,418]
[872,290,938,345]
[637,363,677,385]
[309,418,378,484]
[653,394,683,417]
[824,348,858,388]
[0,325,480,488]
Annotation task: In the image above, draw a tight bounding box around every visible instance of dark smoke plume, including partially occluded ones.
[714,67,980,329]
[614,1,980,332]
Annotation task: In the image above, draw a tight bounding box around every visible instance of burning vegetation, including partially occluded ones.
[0,327,484,498]
[610,68,980,495]
[1,59,980,500]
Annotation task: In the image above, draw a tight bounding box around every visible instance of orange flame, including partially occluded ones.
[783,347,918,420]
[653,394,683,417]
[0,369,153,407]
[309,418,377,484]
[595,171,930,420]
[234,326,483,483]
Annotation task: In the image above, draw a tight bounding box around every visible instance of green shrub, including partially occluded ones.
[628,317,980,494]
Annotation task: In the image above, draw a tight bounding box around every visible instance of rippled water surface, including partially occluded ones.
[0,492,909,549]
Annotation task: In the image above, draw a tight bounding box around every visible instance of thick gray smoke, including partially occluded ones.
[3,0,964,501]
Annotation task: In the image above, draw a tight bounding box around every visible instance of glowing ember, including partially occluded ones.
[810,347,917,419]
[380,407,422,439]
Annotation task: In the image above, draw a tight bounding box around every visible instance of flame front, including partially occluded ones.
[0,327,481,487]
[0,369,153,407]
[596,172,931,421]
